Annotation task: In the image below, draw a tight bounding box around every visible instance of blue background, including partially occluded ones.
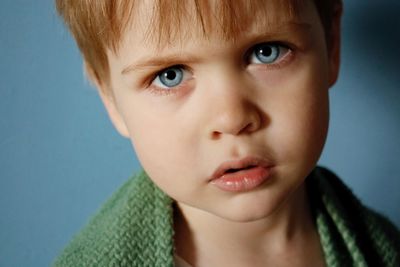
[1,1,399,266]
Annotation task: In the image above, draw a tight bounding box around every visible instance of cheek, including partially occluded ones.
[268,64,330,165]
[292,94,328,164]
[122,106,200,188]
[129,116,181,165]
[129,123,185,195]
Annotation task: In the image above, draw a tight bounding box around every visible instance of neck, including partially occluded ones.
[174,184,318,265]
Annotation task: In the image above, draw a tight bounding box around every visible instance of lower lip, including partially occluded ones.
[210,166,272,192]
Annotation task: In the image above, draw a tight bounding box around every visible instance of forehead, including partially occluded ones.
[115,0,307,52]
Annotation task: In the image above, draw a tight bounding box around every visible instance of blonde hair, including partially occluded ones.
[56,0,340,88]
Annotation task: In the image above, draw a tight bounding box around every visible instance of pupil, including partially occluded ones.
[165,70,176,80]
[260,46,272,57]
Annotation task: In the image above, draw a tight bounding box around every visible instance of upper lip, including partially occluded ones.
[209,156,274,181]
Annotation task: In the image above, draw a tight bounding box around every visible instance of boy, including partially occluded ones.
[54,0,400,266]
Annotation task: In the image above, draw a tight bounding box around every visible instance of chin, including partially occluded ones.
[210,194,283,223]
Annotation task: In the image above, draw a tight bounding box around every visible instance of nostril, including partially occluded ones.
[242,122,255,133]
[211,131,222,140]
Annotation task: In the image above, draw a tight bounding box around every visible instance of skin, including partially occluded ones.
[93,0,341,266]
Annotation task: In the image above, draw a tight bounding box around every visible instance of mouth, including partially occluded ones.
[223,165,254,173]
[210,156,274,192]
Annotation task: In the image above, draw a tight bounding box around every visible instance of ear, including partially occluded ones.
[327,3,343,87]
[84,62,130,138]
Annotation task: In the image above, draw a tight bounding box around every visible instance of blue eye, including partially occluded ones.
[154,66,184,88]
[250,43,286,64]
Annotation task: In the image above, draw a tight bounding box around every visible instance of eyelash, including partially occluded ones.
[146,42,293,96]
[246,42,292,69]
[147,82,185,96]
[146,64,192,97]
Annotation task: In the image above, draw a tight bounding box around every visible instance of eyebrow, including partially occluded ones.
[121,54,201,75]
[121,22,312,75]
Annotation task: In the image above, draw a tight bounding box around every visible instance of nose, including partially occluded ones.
[206,75,262,139]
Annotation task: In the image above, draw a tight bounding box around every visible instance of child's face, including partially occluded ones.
[100,0,339,222]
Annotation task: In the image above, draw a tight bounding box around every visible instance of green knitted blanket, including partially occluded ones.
[53,167,400,266]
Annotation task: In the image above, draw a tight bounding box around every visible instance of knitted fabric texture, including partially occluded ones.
[53,167,400,266]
